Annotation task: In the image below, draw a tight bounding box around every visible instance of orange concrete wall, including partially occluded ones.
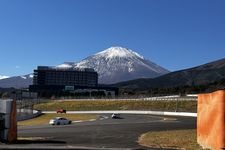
[197,90,225,150]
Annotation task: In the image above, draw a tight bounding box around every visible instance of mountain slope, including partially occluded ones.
[114,58,225,90]
[59,47,169,84]
[0,74,33,89]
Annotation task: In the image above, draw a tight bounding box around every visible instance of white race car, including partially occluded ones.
[49,117,72,125]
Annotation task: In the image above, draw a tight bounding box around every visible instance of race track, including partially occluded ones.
[16,114,196,149]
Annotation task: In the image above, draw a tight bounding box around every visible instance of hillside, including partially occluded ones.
[114,58,225,92]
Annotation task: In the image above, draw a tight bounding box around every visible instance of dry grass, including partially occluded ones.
[17,113,98,126]
[34,100,197,112]
[138,129,202,150]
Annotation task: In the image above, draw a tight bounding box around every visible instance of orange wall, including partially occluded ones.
[197,90,225,150]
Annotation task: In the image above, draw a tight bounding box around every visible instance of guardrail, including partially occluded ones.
[42,110,197,117]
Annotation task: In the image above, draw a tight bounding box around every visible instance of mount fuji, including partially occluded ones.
[0,46,169,88]
[57,46,169,84]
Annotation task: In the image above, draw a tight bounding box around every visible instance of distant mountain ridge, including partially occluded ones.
[0,74,33,89]
[114,58,225,90]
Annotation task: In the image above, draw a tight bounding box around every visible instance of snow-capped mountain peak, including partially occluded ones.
[73,46,169,84]
[96,46,144,59]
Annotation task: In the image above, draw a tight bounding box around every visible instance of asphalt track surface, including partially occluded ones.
[6,114,196,149]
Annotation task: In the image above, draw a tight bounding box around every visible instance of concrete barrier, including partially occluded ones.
[197,90,225,150]
[17,109,42,121]
[0,99,17,143]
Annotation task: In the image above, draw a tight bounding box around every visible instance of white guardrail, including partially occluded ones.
[42,110,197,117]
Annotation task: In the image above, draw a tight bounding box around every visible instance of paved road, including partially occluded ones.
[14,114,196,149]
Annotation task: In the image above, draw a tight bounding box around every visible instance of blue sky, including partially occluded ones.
[0,0,224,77]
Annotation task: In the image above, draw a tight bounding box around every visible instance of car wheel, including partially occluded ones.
[69,121,72,124]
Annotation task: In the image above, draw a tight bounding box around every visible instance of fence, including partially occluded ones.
[46,95,197,102]
[16,95,41,121]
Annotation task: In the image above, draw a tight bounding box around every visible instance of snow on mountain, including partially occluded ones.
[0,75,9,80]
[58,46,170,84]
[97,47,144,59]
[56,62,74,68]
[0,74,33,88]
[20,74,34,79]
[20,76,27,79]
[29,74,34,78]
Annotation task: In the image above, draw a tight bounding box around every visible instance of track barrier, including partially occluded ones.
[0,99,17,143]
[197,90,225,150]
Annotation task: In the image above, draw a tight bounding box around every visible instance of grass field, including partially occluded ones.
[34,100,197,112]
[17,114,98,126]
[138,129,202,150]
